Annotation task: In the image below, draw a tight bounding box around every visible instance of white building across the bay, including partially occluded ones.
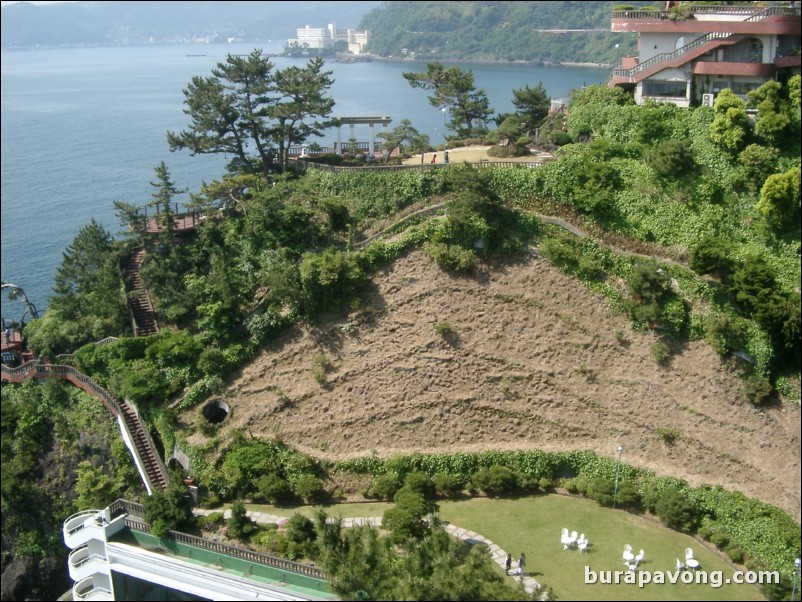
[289,24,369,54]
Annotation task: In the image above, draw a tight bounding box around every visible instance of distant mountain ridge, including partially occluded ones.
[357,0,652,64]
[1,0,381,48]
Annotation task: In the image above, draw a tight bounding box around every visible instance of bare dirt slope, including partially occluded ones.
[206,249,801,520]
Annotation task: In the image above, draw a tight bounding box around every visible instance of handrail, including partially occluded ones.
[612,5,800,20]
[1,363,168,493]
[289,159,545,174]
[123,516,326,580]
[610,6,799,84]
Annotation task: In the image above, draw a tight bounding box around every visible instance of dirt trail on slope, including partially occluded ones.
[190,250,801,520]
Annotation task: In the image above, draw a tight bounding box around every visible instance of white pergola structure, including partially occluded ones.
[333,116,392,157]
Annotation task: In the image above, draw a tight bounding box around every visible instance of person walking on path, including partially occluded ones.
[517,552,526,576]
[505,553,512,575]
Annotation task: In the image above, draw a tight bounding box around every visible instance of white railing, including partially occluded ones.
[68,545,108,582]
[72,577,112,601]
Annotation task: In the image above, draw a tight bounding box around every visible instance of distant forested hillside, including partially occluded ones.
[0,0,380,48]
[359,0,652,64]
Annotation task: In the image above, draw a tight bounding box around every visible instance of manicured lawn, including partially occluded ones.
[436,496,765,601]
[241,495,766,601]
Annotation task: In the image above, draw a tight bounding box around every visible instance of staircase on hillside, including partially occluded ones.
[123,249,159,337]
[118,400,168,491]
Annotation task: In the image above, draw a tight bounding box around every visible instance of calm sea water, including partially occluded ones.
[1,42,608,315]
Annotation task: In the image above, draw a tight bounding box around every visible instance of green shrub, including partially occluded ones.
[227,501,257,540]
[433,473,463,497]
[256,473,293,504]
[549,131,572,146]
[404,471,436,499]
[742,371,773,406]
[382,487,437,542]
[471,465,518,496]
[293,474,327,503]
[562,478,579,494]
[725,543,746,564]
[435,322,453,337]
[690,237,733,277]
[251,528,288,556]
[198,511,225,530]
[423,241,476,272]
[709,532,730,549]
[651,340,671,366]
[655,488,697,532]
[368,473,402,500]
[285,513,318,559]
[657,427,680,445]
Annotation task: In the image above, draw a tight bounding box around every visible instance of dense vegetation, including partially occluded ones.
[3,50,800,600]
[358,1,649,64]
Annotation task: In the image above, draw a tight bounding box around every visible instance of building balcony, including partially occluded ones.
[68,545,109,582]
[63,510,125,549]
[72,575,113,601]
[612,6,800,35]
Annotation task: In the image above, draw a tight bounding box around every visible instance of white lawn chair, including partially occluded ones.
[561,528,571,549]
[578,539,589,553]
[623,544,634,562]
[634,549,645,566]
[568,530,578,547]
[685,547,700,569]
[676,558,686,571]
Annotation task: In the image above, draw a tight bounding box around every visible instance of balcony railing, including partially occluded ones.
[612,5,800,20]
[73,576,112,601]
[68,545,109,582]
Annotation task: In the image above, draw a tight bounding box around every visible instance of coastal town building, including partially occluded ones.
[289,24,369,54]
[608,1,801,106]
[62,499,333,601]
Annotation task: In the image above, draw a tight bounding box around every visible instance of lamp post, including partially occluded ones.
[614,43,621,67]
[613,445,624,509]
[441,106,447,145]
[792,557,801,602]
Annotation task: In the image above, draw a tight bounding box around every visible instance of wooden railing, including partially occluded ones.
[289,158,546,174]
[1,362,168,493]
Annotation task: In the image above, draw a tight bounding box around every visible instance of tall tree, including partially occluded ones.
[376,118,430,163]
[212,50,276,173]
[511,82,550,133]
[167,50,275,176]
[149,161,187,248]
[267,57,336,171]
[710,89,751,156]
[167,74,249,170]
[403,62,494,139]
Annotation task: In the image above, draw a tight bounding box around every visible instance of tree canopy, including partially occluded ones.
[167,50,335,174]
[403,62,493,139]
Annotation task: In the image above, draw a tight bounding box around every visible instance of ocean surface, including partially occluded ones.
[1,42,609,316]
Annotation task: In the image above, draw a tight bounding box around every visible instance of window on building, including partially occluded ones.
[642,79,687,98]
[730,81,760,95]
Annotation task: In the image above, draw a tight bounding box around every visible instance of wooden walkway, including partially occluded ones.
[1,361,168,494]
